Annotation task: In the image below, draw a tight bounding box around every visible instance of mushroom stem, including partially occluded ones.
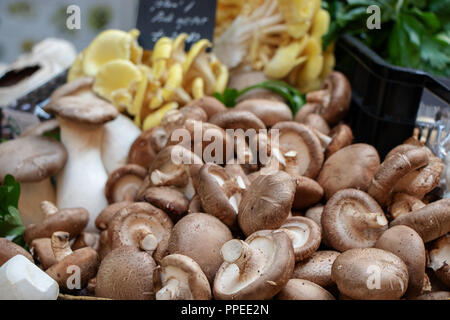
[221,240,264,280]
[51,232,73,262]
[284,150,298,176]
[313,130,332,148]
[40,201,58,217]
[156,278,183,300]
[347,210,388,229]
[137,230,158,253]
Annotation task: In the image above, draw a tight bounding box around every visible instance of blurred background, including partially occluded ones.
[0,0,138,64]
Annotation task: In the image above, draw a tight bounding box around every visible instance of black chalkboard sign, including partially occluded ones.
[136,0,217,50]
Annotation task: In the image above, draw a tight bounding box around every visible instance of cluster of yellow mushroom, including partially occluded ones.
[214,0,334,93]
[67,29,229,130]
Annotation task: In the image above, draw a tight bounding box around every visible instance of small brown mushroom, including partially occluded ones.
[292,176,324,210]
[214,230,294,300]
[276,279,335,300]
[168,213,233,283]
[184,96,227,120]
[368,147,429,206]
[324,124,354,158]
[24,201,89,244]
[234,99,293,127]
[331,248,409,300]
[143,186,189,221]
[96,246,158,300]
[322,189,387,252]
[280,217,322,261]
[95,201,131,231]
[238,171,296,236]
[428,234,450,288]
[271,122,323,179]
[390,199,450,243]
[294,103,321,123]
[108,202,173,263]
[318,144,380,200]
[30,238,57,270]
[196,163,242,227]
[127,128,157,168]
[104,164,146,203]
[375,225,426,297]
[302,114,331,135]
[293,250,340,288]
[305,71,352,125]
[0,238,33,267]
[46,232,99,291]
[388,193,426,220]
[156,254,211,300]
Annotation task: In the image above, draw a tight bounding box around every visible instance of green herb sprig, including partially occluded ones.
[214,80,306,115]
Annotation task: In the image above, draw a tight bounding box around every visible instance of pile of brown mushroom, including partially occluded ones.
[1,71,449,300]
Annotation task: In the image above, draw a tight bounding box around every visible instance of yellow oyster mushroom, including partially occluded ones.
[129,65,149,116]
[171,33,188,64]
[67,52,84,82]
[212,62,229,94]
[111,88,134,112]
[264,38,308,79]
[311,9,330,41]
[162,63,183,101]
[142,102,179,130]
[183,39,216,94]
[82,29,140,77]
[278,0,321,39]
[93,59,142,111]
[297,54,324,86]
[152,37,173,79]
[192,77,205,99]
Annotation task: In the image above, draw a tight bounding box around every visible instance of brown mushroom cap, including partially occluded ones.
[0,136,67,183]
[0,238,33,267]
[331,248,409,300]
[305,206,324,233]
[156,254,211,300]
[271,122,324,178]
[228,71,283,102]
[46,232,99,290]
[30,238,57,269]
[390,199,450,243]
[20,119,60,137]
[325,124,353,158]
[292,176,324,210]
[306,71,351,125]
[24,206,89,244]
[108,202,173,263]
[388,193,425,220]
[238,171,296,236]
[322,189,387,252]
[188,194,203,213]
[127,128,157,168]
[143,186,189,220]
[196,163,241,227]
[302,114,330,135]
[168,213,233,283]
[95,201,132,231]
[214,230,294,300]
[178,105,208,123]
[234,99,293,127]
[428,234,450,288]
[105,164,146,203]
[375,225,426,298]
[318,144,380,200]
[293,250,340,287]
[294,103,321,123]
[184,96,227,120]
[96,246,158,300]
[276,279,335,300]
[210,110,266,131]
[45,78,118,124]
[280,216,322,261]
[368,147,429,206]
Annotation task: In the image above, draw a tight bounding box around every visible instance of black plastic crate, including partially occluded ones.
[335,34,450,158]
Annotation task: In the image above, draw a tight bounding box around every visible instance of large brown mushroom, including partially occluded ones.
[184,96,227,120]
[238,171,296,236]
[0,136,67,226]
[30,238,57,270]
[276,279,335,300]
[107,202,173,263]
[24,201,89,244]
[317,144,380,200]
[156,254,211,300]
[214,230,294,300]
[46,232,99,291]
[331,248,409,300]
[104,164,147,203]
[292,176,324,210]
[142,186,189,221]
[0,238,33,267]
[390,199,450,242]
[322,189,388,252]
[271,122,323,179]
[168,213,233,283]
[127,128,158,168]
[234,99,293,127]
[375,225,426,297]
[95,246,159,300]
[293,250,340,288]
